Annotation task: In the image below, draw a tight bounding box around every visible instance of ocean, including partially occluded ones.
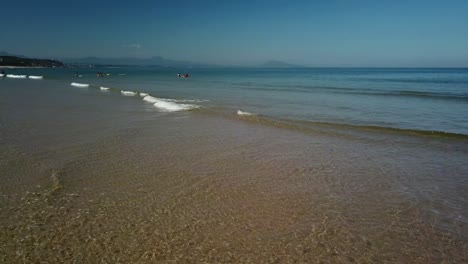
[1,67,467,263]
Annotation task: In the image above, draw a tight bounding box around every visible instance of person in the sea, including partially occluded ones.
[177,73,181,78]
[1,70,5,76]
[184,73,189,78]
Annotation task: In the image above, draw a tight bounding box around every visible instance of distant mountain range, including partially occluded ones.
[63,57,303,68]
[260,60,304,68]
[62,56,217,68]
[1,51,303,68]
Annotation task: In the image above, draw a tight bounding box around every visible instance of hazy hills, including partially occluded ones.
[1,51,302,68]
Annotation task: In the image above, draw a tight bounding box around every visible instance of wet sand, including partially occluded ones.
[1,80,467,263]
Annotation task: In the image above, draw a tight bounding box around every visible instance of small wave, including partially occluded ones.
[232,113,468,140]
[154,100,198,112]
[142,95,158,103]
[71,82,89,88]
[243,84,468,101]
[140,92,148,97]
[237,110,255,116]
[158,98,209,103]
[176,99,209,103]
[28,75,43,79]
[121,90,137,96]
[0,74,5,77]
[100,87,110,91]
[388,90,468,101]
[142,95,199,112]
[6,74,27,79]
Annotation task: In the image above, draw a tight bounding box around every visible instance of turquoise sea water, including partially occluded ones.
[1,67,467,262]
[4,67,467,136]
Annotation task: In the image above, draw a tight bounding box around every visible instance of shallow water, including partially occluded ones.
[0,74,467,263]
[3,67,468,134]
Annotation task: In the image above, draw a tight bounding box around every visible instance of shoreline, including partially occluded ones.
[1,108,466,263]
[0,69,467,263]
[0,66,46,69]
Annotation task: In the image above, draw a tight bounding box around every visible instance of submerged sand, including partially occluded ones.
[1,115,466,263]
[0,80,467,263]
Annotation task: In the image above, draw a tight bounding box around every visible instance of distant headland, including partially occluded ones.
[0,55,64,68]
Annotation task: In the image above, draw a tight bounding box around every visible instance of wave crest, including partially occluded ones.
[121,90,137,96]
[237,110,255,116]
[142,95,199,112]
[71,82,89,88]
[6,74,27,79]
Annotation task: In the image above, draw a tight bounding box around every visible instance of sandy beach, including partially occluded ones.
[1,76,467,263]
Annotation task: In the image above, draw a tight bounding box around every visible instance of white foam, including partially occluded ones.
[71,82,89,88]
[142,95,159,103]
[28,75,43,79]
[100,87,110,91]
[142,95,199,112]
[177,99,209,103]
[0,74,4,77]
[237,110,255,116]
[140,92,148,97]
[153,100,198,112]
[121,90,137,96]
[163,98,208,103]
[6,74,27,79]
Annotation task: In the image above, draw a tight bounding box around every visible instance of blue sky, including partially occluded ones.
[2,0,468,66]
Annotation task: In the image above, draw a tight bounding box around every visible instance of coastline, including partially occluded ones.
[0,73,467,263]
[0,66,46,69]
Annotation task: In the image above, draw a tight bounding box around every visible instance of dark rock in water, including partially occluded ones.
[0,56,64,67]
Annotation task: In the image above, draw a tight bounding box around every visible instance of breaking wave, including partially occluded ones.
[71,82,89,88]
[28,76,43,79]
[142,95,199,112]
[237,110,255,116]
[68,82,203,113]
[6,74,27,79]
[121,90,137,96]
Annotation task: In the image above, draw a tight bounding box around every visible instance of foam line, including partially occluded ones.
[121,90,137,96]
[6,74,27,79]
[142,95,158,103]
[142,95,199,112]
[237,110,255,116]
[100,87,110,91]
[71,82,89,88]
[28,75,43,79]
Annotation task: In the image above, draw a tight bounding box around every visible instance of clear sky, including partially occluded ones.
[2,0,468,66]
